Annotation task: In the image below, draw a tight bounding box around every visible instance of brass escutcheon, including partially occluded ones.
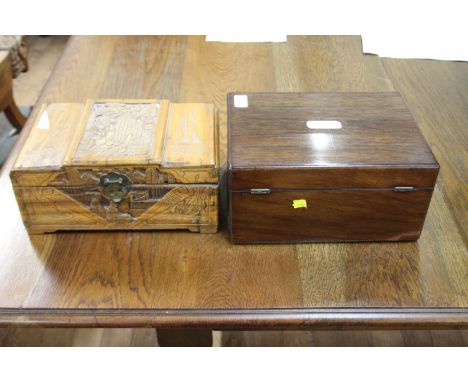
[99,172,131,203]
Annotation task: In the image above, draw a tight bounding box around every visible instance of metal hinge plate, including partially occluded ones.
[249,187,416,194]
[250,188,271,195]
[393,186,415,192]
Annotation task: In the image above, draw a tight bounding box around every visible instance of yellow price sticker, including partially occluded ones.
[292,199,307,209]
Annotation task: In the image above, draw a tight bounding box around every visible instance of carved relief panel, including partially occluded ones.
[72,102,162,164]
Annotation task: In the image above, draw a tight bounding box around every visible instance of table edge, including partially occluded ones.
[1,307,467,330]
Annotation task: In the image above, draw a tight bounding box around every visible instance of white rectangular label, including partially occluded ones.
[234,94,248,108]
[306,120,342,130]
[206,35,287,43]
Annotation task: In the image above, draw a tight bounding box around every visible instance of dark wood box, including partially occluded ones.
[227,92,439,243]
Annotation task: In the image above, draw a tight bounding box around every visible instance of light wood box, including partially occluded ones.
[11,99,219,234]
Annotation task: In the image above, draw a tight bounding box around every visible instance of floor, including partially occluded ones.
[0,36,67,166]
[0,36,466,346]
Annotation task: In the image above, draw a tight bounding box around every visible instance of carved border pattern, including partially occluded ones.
[49,168,177,186]
[56,186,171,223]
[56,185,215,224]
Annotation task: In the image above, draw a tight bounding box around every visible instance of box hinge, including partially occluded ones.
[393,186,415,192]
[250,188,271,195]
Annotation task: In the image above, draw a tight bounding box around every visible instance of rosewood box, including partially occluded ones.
[11,99,219,234]
[228,92,439,243]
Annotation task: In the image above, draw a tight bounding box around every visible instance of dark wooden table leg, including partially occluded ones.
[156,328,213,347]
[1,52,27,132]
[4,95,27,131]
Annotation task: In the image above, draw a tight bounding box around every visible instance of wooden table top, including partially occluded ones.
[0,36,467,329]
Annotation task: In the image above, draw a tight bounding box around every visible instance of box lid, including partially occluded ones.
[228,92,439,190]
[12,99,219,186]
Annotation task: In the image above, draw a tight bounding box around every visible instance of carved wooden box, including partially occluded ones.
[11,99,219,234]
[228,92,439,243]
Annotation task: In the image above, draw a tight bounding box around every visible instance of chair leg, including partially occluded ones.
[4,98,26,131]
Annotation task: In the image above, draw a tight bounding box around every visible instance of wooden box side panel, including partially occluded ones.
[230,189,434,243]
[14,185,218,234]
[229,166,439,190]
[10,166,220,187]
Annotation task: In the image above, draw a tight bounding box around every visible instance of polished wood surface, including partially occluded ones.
[228,92,437,169]
[2,327,467,346]
[382,59,468,247]
[230,167,438,190]
[0,36,467,331]
[230,189,434,243]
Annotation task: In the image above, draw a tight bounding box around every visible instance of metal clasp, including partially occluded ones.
[393,186,415,192]
[250,188,271,195]
[100,172,131,202]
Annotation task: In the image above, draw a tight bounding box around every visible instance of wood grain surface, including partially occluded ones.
[230,188,434,243]
[0,36,467,330]
[382,59,468,247]
[2,327,467,346]
[228,92,437,168]
[12,103,84,170]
